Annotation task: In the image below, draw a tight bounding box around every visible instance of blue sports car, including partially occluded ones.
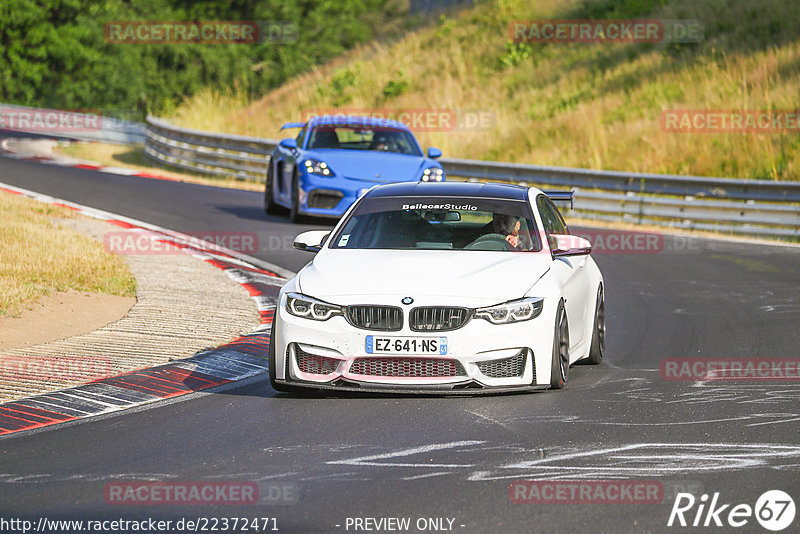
[264,115,445,222]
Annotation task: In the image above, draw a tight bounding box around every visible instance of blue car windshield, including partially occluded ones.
[330,197,542,252]
[307,125,421,156]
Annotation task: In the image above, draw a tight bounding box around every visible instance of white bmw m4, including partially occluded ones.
[269,181,605,394]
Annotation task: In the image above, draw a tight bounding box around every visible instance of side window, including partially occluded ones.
[536,195,568,236]
[295,128,306,149]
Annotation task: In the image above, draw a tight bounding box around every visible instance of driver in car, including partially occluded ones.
[370,133,391,151]
[492,213,524,249]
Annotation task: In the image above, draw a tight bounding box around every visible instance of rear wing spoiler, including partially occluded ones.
[543,190,574,209]
[280,122,306,130]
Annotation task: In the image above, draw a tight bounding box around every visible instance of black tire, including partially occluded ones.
[268,318,303,393]
[289,170,303,223]
[585,285,605,365]
[550,301,570,389]
[264,161,281,215]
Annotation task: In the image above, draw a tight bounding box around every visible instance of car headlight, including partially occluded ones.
[474,297,544,324]
[420,167,445,182]
[303,158,335,177]
[285,292,343,321]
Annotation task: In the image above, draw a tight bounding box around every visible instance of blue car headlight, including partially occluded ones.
[303,158,335,177]
[421,167,445,182]
[285,292,343,321]
[475,297,544,324]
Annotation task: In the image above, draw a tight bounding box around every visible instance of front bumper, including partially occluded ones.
[296,171,444,218]
[273,294,557,392]
[296,173,380,218]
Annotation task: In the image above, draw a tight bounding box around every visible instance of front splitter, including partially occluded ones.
[274,378,550,396]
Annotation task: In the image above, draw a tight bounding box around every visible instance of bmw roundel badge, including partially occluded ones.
[401,297,414,305]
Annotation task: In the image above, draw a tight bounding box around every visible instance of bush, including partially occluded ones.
[0,0,393,118]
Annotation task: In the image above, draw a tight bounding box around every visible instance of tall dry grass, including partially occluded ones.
[172,0,800,180]
[0,192,136,316]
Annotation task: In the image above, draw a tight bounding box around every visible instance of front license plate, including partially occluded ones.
[365,336,447,355]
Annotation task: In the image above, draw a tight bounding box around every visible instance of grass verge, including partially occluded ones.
[54,142,264,192]
[0,191,137,317]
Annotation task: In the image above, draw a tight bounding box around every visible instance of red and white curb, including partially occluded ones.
[0,181,288,437]
[0,137,183,183]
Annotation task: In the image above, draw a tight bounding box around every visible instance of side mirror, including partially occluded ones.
[279,138,298,150]
[427,147,442,159]
[548,234,592,257]
[293,230,329,253]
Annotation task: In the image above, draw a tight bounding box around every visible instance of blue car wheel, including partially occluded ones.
[289,169,303,223]
[264,162,283,215]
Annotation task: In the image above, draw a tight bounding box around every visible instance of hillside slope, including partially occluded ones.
[172,0,800,180]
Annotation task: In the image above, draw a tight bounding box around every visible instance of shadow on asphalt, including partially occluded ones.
[214,204,337,227]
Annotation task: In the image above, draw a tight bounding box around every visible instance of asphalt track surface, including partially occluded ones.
[1,151,799,533]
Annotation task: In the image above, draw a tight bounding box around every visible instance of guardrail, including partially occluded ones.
[145,116,275,180]
[443,158,800,203]
[144,115,800,239]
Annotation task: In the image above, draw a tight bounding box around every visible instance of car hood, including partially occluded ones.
[308,150,430,183]
[296,250,551,305]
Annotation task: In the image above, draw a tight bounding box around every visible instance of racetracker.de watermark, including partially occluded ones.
[661,109,800,133]
[104,231,259,255]
[509,480,664,504]
[302,108,495,132]
[0,355,112,382]
[661,358,800,381]
[563,229,702,254]
[570,229,663,254]
[0,106,102,133]
[509,19,703,43]
[104,482,298,505]
[104,21,298,44]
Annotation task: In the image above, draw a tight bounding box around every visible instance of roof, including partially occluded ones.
[304,115,412,131]
[363,181,532,201]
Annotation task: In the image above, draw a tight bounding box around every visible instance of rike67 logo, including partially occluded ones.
[668,490,795,531]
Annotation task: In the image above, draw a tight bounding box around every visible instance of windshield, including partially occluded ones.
[330,196,541,251]
[307,125,421,155]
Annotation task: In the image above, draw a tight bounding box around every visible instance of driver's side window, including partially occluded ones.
[295,128,306,148]
[536,195,568,236]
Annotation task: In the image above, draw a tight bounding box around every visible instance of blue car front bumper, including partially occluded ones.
[296,173,383,218]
